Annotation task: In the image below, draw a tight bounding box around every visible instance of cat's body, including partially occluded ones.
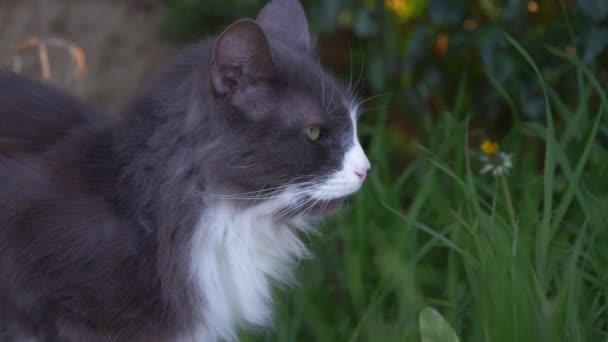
[0,1,370,341]
[0,72,107,156]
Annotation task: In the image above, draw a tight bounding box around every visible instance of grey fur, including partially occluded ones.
[0,0,356,340]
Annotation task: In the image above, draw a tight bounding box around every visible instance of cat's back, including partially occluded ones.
[0,74,167,340]
[0,139,168,341]
[0,72,107,156]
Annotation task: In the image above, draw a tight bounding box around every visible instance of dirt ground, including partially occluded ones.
[0,0,179,113]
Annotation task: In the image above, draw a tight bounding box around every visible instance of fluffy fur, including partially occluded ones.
[0,0,370,341]
[189,199,313,341]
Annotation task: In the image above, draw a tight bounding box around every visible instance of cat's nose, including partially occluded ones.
[354,167,369,181]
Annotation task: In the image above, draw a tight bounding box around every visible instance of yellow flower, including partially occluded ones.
[385,0,407,14]
[480,140,513,176]
[480,140,499,156]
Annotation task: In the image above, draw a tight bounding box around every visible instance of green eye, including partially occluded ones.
[305,126,321,141]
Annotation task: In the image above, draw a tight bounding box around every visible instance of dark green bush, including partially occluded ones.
[162,0,608,126]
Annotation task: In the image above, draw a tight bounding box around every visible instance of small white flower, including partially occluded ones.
[479,140,512,177]
[480,151,513,176]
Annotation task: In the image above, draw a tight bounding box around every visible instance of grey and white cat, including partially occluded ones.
[0,0,369,340]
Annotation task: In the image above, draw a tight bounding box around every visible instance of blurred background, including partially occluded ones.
[3,1,608,122]
[2,0,608,341]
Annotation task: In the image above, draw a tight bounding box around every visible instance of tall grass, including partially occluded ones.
[241,47,608,342]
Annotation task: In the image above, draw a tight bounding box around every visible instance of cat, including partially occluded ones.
[0,0,370,341]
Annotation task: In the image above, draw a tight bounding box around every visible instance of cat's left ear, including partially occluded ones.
[211,19,275,95]
[256,0,312,53]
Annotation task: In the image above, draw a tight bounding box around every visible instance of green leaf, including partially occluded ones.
[584,27,608,62]
[368,51,386,92]
[419,307,460,342]
[480,27,514,83]
[307,0,345,32]
[353,8,378,37]
[427,0,464,25]
[576,0,608,22]
[504,0,527,21]
[519,83,545,120]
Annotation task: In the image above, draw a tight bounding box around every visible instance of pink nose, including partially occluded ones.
[355,169,368,181]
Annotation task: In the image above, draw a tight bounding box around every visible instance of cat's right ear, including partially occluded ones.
[211,19,275,95]
[256,0,311,52]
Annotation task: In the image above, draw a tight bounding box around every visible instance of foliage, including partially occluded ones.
[236,43,608,341]
[162,0,265,42]
[162,0,608,124]
[419,308,460,342]
[311,0,608,124]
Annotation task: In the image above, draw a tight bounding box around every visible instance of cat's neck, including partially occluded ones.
[188,198,312,340]
[114,44,212,224]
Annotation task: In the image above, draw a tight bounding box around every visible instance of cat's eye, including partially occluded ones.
[305,126,321,141]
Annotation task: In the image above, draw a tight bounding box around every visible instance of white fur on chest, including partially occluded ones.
[189,199,311,341]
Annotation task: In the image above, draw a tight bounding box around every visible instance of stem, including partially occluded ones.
[500,174,519,339]
[500,174,518,234]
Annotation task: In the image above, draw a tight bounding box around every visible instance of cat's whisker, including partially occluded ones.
[197,189,307,201]
[273,203,302,221]
[328,100,348,116]
[357,107,383,114]
[273,195,313,221]
[273,187,324,219]
[287,187,344,220]
[349,47,365,101]
[230,163,255,169]
[297,201,317,218]
[196,189,298,201]
[347,46,359,102]
[196,175,321,199]
[321,198,330,214]
[348,43,354,101]
[251,178,316,195]
[355,49,365,94]
[354,92,390,110]
[302,194,323,216]
[196,181,320,201]
[348,96,388,118]
[257,183,319,201]
[320,67,326,110]
[272,199,301,221]
[196,183,301,198]
[250,185,314,201]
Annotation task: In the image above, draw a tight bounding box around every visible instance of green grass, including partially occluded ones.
[240,48,608,341]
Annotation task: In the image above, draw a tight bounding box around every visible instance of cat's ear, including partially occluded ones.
[256,0,311,52]
[211,19,275,95]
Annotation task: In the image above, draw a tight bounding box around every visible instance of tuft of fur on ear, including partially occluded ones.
[211,19,275,95]
[256,0,311,52]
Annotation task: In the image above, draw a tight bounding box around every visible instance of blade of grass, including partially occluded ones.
[506,34,556,290]
[382,202,475,263]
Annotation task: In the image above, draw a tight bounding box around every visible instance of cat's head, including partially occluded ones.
[204,0,370,218]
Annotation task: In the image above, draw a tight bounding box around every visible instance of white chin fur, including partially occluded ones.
[189,194,313,342]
